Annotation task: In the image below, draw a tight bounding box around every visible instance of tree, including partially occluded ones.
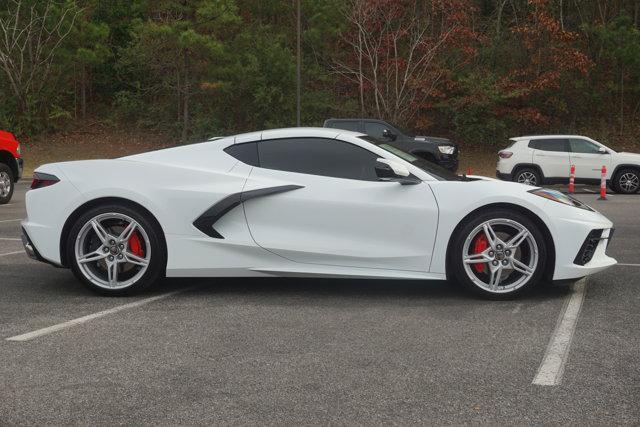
[118,0,239,141]
[0,0,80,127]
[333,0,479,127]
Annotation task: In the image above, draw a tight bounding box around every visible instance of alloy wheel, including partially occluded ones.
[0,171,11,198]
[462,219,539,294]
[74,213,151,290]
[619,172,639,193]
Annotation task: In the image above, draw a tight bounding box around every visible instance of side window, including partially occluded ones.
[258,138,379,181]
[528,139,569,152]
[329,121,360,132]
[364,122,391,139]
[224,142,259,166]
[570,139,602,154]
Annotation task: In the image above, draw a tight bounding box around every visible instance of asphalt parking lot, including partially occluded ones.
[1,181,638,425]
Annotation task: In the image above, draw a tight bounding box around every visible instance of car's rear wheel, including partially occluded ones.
[513,167,541,186]
[67,204,165,295]
[450,209,547,299]
[612,168,640,194]
[0,163,14,205]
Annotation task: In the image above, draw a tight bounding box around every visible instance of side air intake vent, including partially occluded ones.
[573,229,604,266]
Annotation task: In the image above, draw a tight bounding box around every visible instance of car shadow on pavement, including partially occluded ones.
[153,276,573,303]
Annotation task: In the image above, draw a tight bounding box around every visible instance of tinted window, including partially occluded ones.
[361,135,461,181]
[528,139,569,152]
[258,138,379,181]
[327,121,360,132]
[570,139,602,154]
[364,122,392,139]
[224,142,259,166]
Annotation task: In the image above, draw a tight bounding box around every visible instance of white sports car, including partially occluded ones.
[21,128,616,297]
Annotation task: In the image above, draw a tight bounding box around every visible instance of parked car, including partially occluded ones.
[324,118,459,171]
[497,135,640,194]
[22,127,615,298]
[0,130,23,204]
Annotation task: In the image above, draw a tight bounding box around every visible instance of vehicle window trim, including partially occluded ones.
[568,138,601,154]
[529,138,570,153]
[257,136,382,182]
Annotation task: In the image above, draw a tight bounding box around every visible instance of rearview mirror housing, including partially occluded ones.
[375,158,420,185]
[382,129,397,141]
[598,147,607,154]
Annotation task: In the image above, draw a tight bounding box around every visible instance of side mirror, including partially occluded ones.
[382,129,396,141]
[375,158,420,185]
[598,147,607,154]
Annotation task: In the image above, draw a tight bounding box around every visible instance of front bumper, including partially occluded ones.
[553,225,616,280]
[437,157,458,172]
[16,157,23,180]
[496,170,512,181]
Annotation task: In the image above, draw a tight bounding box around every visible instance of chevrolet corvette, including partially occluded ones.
[21,128,616,297]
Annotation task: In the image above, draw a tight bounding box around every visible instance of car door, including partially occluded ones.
[242,137,439,272]
[569,138,611,180]
[531,138,571,180]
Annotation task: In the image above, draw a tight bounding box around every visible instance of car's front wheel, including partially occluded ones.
[0,163,14,205]
[67,204,166,295]
[612,168,640,194]
[450,209,547,299]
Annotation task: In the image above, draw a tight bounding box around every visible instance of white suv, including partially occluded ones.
[496,135,640,194]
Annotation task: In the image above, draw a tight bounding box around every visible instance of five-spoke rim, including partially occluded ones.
[462,219,538,293]
[0,171,11,198]
[619,172,639,193]
[517,172,537,186]
[74,213,151,290]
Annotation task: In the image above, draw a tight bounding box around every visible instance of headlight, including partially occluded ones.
[438,145,455,155]
[528,188,593,211]
[16,143,21,156]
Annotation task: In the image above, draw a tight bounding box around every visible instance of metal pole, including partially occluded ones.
[296,0,301,127]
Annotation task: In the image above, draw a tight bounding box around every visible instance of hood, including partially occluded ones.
[413,136,457,147]
[616,151,640,161]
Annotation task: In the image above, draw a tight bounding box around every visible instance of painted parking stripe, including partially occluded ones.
[0,251,23,258]
[0,218,21,223]
[0,237,21,241]
[532,278,586,386]
[616,263,640,267]
[6,288,192,342]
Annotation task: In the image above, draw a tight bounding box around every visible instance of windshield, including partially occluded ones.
[359,136,463,181]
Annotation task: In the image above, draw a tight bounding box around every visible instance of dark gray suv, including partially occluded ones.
[324,118,459,172]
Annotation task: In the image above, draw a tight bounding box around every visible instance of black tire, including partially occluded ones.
[513,167,541,187]
[611,168,640,194]
[0,163,14,205]
[449,209,547,299]
[66,203,166,295]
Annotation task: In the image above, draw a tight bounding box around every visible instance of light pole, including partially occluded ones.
[296,0,301,127]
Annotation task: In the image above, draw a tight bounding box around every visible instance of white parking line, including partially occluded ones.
[0,237,21,241]
[0,218,21,223]
[0,251,23,258]
[6,288,191,342]
[0,203,14,207]
[532,278,586,386]
[616,263,640,267]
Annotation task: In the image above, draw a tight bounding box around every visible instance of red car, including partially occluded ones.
[0,130,23,204]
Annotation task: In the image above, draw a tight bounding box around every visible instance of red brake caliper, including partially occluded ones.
[472,233,488,273]
[128,232,145,257]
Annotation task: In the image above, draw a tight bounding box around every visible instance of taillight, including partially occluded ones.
[498,151,513,159]
[31,172,59,189]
